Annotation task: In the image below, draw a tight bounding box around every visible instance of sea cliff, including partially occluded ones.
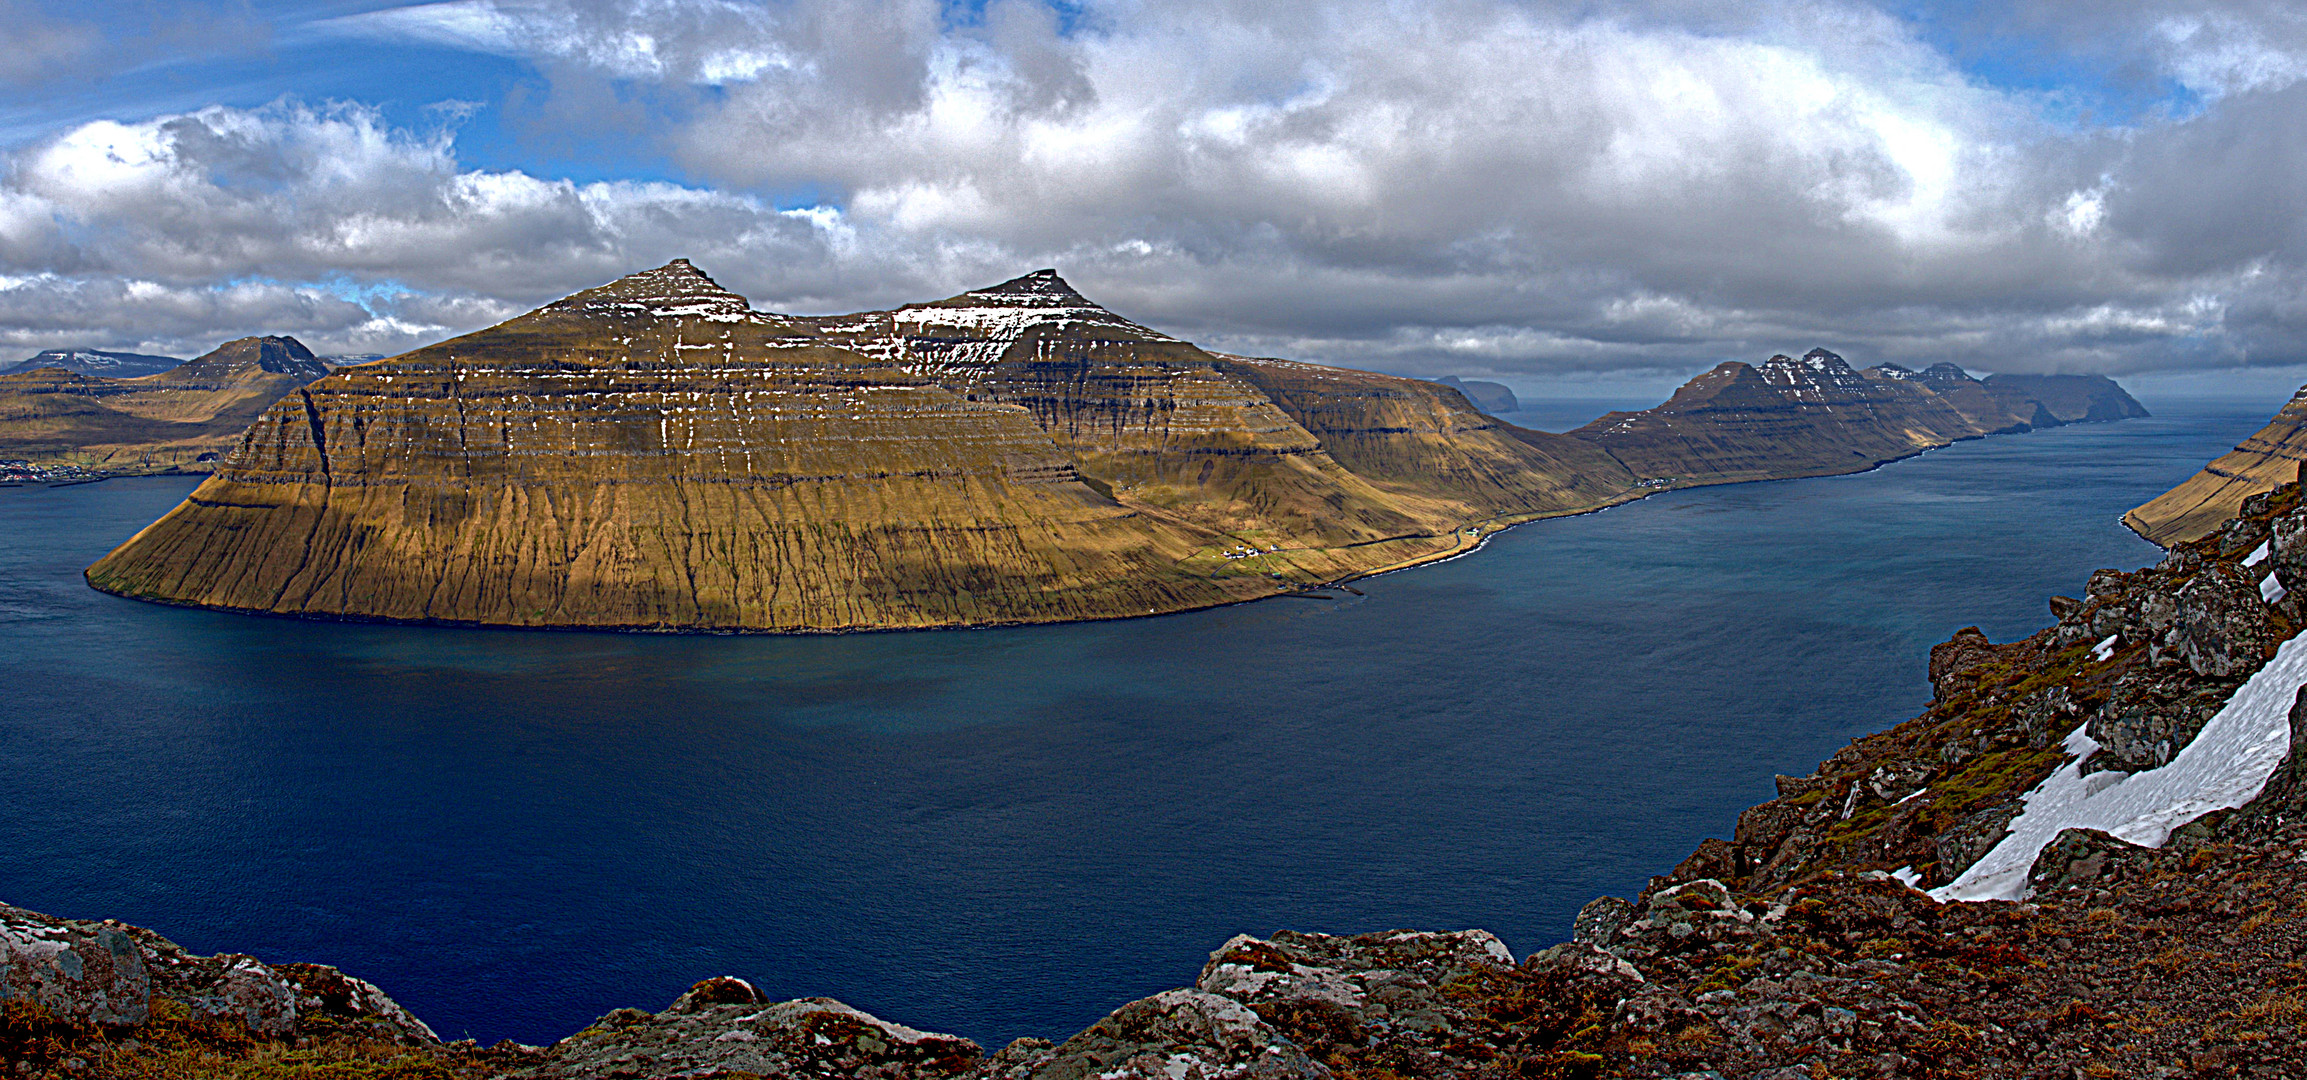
[79,262,2145,634]
[80,262,1646,631]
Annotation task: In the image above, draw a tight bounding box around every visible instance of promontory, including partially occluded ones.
[83,262,2145,631]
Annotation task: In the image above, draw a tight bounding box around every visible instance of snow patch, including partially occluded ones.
[2246,541,2271,567]
[2092,634,2118,662]
[2266,575,2288,604]
[1932,633,2307,903]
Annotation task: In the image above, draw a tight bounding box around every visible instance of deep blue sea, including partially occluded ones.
[0,399,2273,1049]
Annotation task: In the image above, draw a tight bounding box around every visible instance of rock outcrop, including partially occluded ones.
[0,336,329,473]
[1572,350,2145,487]
[84,262,1641,631]
[2128,387,2307,545]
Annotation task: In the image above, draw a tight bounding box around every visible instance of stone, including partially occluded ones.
[1573,896,1636,948]
[521,995,980,1080]
[1026,989,1325,1080]
[2173,564,2279,677]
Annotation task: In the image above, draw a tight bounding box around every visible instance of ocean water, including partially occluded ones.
[0,399,2271,1049]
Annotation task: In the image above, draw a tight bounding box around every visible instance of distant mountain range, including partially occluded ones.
[73,264,2147,631]
[0,337,330,472]
[2,348,186,378]
[1570,348,2146,487]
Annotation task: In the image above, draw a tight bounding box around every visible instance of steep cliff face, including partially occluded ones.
[86,263,1642,630]
[0,336,328,471]
[1572,350,2143,487]
[2127,387,2307,546]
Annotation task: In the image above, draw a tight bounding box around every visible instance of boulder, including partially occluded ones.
[522,992,980,1080]
[1028,989,1325,1080]
[2172,564,2279,677]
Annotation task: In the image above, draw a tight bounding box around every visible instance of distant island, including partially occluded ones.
[78,261,2145,632]
[1569,349,2146,487]
[0,348,186,378]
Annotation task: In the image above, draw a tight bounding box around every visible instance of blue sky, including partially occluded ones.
[2,0,2304,393]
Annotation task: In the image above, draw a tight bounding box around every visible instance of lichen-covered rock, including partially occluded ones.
[2028,828,2154,892]
[0,901,435,1044]
[1025,989,1324,1080]
[523,987,980,1080]
[2172,563,2281,677]
[1,910,149,1027]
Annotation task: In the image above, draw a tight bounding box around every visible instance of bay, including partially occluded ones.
[0,398,2270,1048]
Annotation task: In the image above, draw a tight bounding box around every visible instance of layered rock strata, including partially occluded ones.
[1573,350,2146,487]
[2127,385,2307,545]
[0,336,328,473]
[85,263,1641,630]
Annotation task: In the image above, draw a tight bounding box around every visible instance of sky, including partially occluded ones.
[2,0,2305,394]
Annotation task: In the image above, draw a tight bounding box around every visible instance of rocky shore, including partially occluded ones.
[17,474,2307,1079]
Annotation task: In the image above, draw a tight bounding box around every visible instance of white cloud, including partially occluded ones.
[4,0,2307,376]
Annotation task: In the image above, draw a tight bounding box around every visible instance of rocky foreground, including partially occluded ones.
[19,470,2307,1076]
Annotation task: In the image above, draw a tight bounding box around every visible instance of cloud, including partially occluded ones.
[2,0,2306,379]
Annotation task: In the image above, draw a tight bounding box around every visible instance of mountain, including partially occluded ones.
[86,262,1640,631]
[1433,375,1519,414]
[2126,386,2307,546]
[1570,349,2145,486]
[2,348,184,378]
[1983,372,2152,425]
[0,336,331,472]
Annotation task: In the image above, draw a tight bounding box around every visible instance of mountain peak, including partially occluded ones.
[187,335,329,378]
[1919,362,1974,383]
[557,259,756,322]
[955,268,1097,310]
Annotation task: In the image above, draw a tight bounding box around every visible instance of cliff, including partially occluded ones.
[19,480,2307,1078]
[1433,375,1520,415]
[82,263,1642,631]
[1571,351,2145,487]
[0,336,328,473]
[2127,386,2307,546]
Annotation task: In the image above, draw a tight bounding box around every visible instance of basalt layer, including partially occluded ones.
[2126,385,2307,546]
[1572,350,2147,487]
[85,262,1640,631]
[0,337,327,473]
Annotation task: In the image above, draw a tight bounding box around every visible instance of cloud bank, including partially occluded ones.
[1,0,2303,381]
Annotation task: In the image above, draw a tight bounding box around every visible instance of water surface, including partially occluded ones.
[0,399,2268,1048]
